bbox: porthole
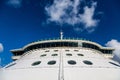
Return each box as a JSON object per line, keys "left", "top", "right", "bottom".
{"left": 48, "top": 60, "right": 56, "bottom": 65}
{"left": 40, "top": 54, "right": 47, "bottom": 57}
{"left": 109, "top": 62, "right": 120, "bottom": 67}
{"left": 66, "top": 53, "right": 72, "bottom": 56}
{"left": 68, "top": 60, "right": 76, "bottom": 65}
{"left": 52, "top": 54, "right": 58, "bottom": 56}
{"left": 32, "top": 61, "right": 41, "bottom": 66}
{"left": 83, "top": 60, "right": 93, "bottom": 65}
{"left": 77, "top": 54, "right": 84, "bottom": 56}
{"left": 5, "top": 63, "right": 16, "bottom": 68}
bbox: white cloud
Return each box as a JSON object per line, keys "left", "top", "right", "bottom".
{"left": 45, "top": 0, "right": 99, "bottom": 32}
{"left": 105, "top": 39, "right": 120, "bottom": 63}
{"left": 80, "top": 2, "right": 99, "bottom": 28}
{"left": 0, "top": 43, "right": 3, "bottom": 67}
{"left": 0, "top": 43, "right": 3, "bottom": 52}
{"left": 7, "top": 0, "right": 22, "bottom": 8}
{"left": 73, "top": 27, "right": 83, "bottom": 32}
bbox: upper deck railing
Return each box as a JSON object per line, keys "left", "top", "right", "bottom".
{"left": 30, "top": 37, "right": 92, "bottom": 44}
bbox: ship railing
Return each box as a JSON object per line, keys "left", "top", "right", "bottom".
{"left": 30, "top": 37, "right": 92, "bottom": 43}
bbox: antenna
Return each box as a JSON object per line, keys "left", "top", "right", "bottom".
{"left": 60, "top": 30, "right": 63, "bottom": 40}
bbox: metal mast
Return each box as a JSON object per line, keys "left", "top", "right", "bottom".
{"left": 60, "top": 30, "right": 63, "bottom": 40}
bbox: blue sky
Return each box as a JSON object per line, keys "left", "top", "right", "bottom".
{"left": 0, "top": 0, "right": 120, "bottom": 66}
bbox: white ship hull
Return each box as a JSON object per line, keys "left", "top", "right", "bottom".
{"left": 0, "top": 39, "right": 120, "bottom": 80}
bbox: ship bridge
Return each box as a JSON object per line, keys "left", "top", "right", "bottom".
{"left": 11, "top": 38, "right": 114, "bottom": 61}
{"left": 1, "top": 38, "right": 120, "bottom": 80}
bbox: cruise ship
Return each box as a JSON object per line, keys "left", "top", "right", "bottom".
{"left": 0, "top": 32, "right": 120, "bottom": 80}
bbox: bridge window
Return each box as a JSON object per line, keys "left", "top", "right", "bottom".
{"left": 82, "top": 43, "right": 99, "bottom": 51}
{"left": 54, "top": 50, "right": 58, "bottom": 52}
{"left": 101, "top": 50, "right": 113, "bottom": 54}
{"left": 45, "top": 50, "right": 49, "bottom": 52}
{"left": 66, "top": 53, "right": 72, "bottom": 56}
{"left": 65, "top": 50, "right": 70, "bottom": 51}
{"left": 51, "top": 54, "right": 58, "bottom": 56}
{"left": 24, "top": 42, "right": 78, "bottom": 52}
{"left": 40, "top": 54, "right": 47, "bottom": 57}
{"left": 77, "top": 54, "right": 84, "bottom": 56}
{"left": 74, "top": 50, "right": 79, "bottom": 52}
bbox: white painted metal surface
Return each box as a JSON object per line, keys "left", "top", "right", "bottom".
{"left": 0, "top": 39, "right": 120, "bottom": 80}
